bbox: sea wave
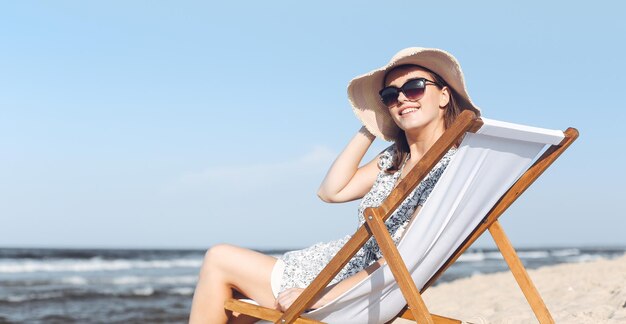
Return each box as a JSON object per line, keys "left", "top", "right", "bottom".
{"left": 4, "top": 291, "right": 65, "bottom": 303}
{"left": 566, "top": 254, "right": 604, "bottom": 263}
{"left": 0, "top": 275, "right": 199, "bottom": 290}
{"left": 0, "top": 257, "right": 202, "bottom": 273}
{"left": 457, "top": 252, "right": 486, "bottom": 262}
{"left": 454, "top": 248, "right": 589, "bottom": 263}
{"left": 517, "top": 251, "right": 551, "bottom": 259}
{"left": 111, "top": 275, "right": 197, "bottom": 286}
{"left": 0, "top": 285, "right": 190, "bottom": 303}
{"left": 169, "top": 287, "right": 195, "bottom": 295}
{"left": 457, "top": 251, "right": 504, "bottom": 262}
{"left": 132, "top": 287, "right": 155, "bottom": 296}
{"left": 550, "top": 248, "right": 580, "bottom": 257}
{"left": 60, "top": 276, "right": 89, "bottom": 285}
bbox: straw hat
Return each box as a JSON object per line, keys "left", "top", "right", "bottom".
{"left": 347, "top": 47, "right": 481, "bottom": 142}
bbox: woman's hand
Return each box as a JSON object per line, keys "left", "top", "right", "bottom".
{"left": 275, "top": 288, "right": 326, "bottom": 312}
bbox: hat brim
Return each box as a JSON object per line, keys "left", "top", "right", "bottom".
{"left": 348, "top": 47, "right": 480, "bottom": 142}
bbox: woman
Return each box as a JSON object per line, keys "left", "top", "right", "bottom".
{"left": 189, "top": 47, "right": 480, "bottom": 323}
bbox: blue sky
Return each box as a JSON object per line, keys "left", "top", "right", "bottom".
{"left": 1, "top": 1, "right": 624, "bottom": 250}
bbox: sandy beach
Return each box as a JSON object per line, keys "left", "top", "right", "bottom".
{"left": 418, "top": 254, "right": 626, "bottom": 323}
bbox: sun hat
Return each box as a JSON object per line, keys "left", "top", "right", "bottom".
{"left": 347, "top": 47, "right": 481, "bottom": 142}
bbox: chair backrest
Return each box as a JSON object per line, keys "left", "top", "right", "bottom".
{"left": 306, "top": 118, "right": 565, "bottom": 323}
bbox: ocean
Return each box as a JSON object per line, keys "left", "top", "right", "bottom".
{"left": 0, "top": 246, "right": 624, "bottom": 323}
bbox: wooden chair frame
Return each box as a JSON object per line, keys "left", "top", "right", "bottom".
{"left": 225, "top": 110, "right": 579, "bottom": 324}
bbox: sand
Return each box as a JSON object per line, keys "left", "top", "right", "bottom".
{"left": 415, "top": 254, "right": 626, "bottom": 323}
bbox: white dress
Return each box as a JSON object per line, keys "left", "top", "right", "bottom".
{"left": 274, "top": 145, "right": 456, "bottom": 296}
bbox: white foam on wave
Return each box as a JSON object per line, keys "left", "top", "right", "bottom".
{"left": 60, "top": 276, "right": 89, "bottom": 285}
{"left": 169, "top": 287, "right": 195, "bottom": 295}
{"left": 112, "top": 276, "right": 145, "bottom": 285}
{"left": 458, "top": 250, "right": 557, "bottom": 262}
{"left": 6, "top": 295, "right": 28, "bottom": 303}
{"left": 156, "top": 275, "right": 197, "bottom": 285}
{"left": 132, "top": 287, "right": 155, "bottom": 296}
{"left": 457, "top": 252, "right": 486, "bottom": 262}
{"left": 110, "top": 275, "right": 197, "bottom": 285}
{"left": 484, "top": 251, "right": 504, "bottom": 259}
{"left": 551, "top": 248, "right": 580, "bottom": 257}
{"left": 0, "top": 257, "right": 203, "bottom": 273}
{"left": 517, "top": 251, "right": 550, "bottom": 259}
{"left": 567, "top": 254, "right": 603, "bottom": 263}
{"left": 4, "top": 291, "right": 64, "bottom": 303}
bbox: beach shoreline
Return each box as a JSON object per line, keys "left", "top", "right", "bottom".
{"left": 420, "top": 254, "right": 626, "bottom": 323}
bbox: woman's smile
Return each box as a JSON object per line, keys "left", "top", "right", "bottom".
{"left": 399, "top": 106, "right": 420, "bottom": 116}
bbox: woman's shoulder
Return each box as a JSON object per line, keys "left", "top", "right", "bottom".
{"left": 377, "top": 144, "right": 398, "bottom": 171}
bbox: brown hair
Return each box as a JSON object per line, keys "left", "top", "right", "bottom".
{"left": 384, "top": 65, "right": 464, "bottom": 172}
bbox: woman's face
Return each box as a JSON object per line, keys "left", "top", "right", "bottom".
{"left": 383, "top": 66, "right": 449, "bottom": 134}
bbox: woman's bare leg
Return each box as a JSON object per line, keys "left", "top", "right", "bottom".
{"left": 189, "top": 244, "right": 277, "bottom": 324}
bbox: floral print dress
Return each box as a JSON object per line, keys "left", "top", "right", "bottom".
{"left": 277, "top": 145, "right": 456, "bottom": 294}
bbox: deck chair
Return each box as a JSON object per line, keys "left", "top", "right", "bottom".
{"left": 225, "top": 110, "right": 578, "bottom": 324}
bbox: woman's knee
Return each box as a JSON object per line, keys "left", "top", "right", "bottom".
{"left": 203, "top": 243, "right": 237, "bottom": 270}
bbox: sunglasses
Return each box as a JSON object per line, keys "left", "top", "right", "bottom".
{"left": 379, "top": 78, "right": 440, "bottom": 107}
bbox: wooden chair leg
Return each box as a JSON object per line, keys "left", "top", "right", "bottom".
{"left": 489, "top": 220, "right": 554, "bottom": 324}
{"left": 366, "top": 212, "right": 435, "bottom": 324}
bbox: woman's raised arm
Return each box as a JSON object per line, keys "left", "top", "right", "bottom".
{"left": 317, "top": 126, "right": 382, "bottom": 203}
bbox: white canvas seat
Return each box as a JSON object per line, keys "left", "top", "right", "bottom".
{"left": 306, "top": 118, "right": 564, "bottom": 323}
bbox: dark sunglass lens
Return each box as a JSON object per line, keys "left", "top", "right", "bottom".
{"left": 380, "top": 88, "right": 399, "bottom": 106}
{"left": 402, "top": 79, "right": 426, "bottom": 100}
